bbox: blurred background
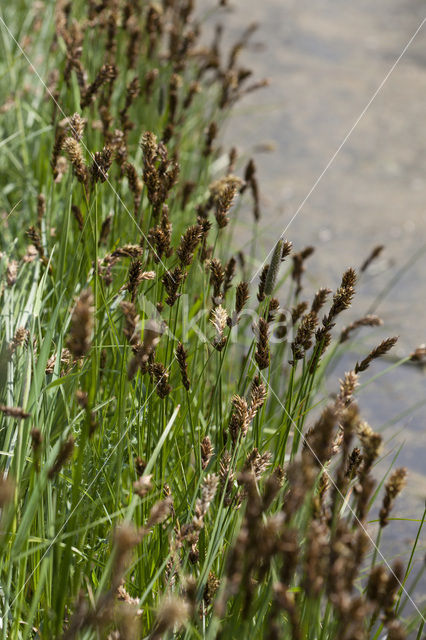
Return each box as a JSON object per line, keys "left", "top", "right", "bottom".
{"left": 208, "top": 0, "right": 426, "bottom": 604}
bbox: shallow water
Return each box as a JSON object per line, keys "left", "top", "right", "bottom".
{"left": 206, "top": 0, "right": 426, "bottom": 611}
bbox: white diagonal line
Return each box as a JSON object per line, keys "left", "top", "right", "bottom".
{"left": 257, "top": 366, "right": 425, "bottom": 624}
{"left": 2, "top": 5, "right": 423, "bottom": 629}
{"left": 0, "top": 13, "right": 172, "bottom": 277}
{"left": 251, "top": 17, "right": 426, "bottom": 283}
{"left": 0, "top": 11, "right": 180, "bottom": 610}
{"left": 7, "top": 361, "right": 176, "bottom": 610}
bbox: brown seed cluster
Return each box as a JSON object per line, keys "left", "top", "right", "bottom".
{"left": 176, "top": 342, "right": 190, "bottom": 391}
{"left": 354, "top": 336, "right": 399, "bottom": 373}
{"left": 340, "top": 314, "right": 383, "bottom": 343}
{"left": 5, "top": 3, "right": 414, "bottom": 637}
{"left": 66, "top": 288, "right": 94, "bottom": 359}
{"left": 0, "top": 404, "right": 30, "bottom": 419}
{"left": 62, "top": 136, "right": 88, "bottom": 187}
{"left": 228, "top": 378, "right": 267, "bottom": 446}
{"left": 254, "top": 318, "right": 270, "bottom": 370}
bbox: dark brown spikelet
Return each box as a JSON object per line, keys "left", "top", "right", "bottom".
{"left": 292, "top": 246, "right": 315, "bottom": 296}
{"left": 228, "top": 395, "right": 249, "bottom": 445}
{"left": 340, "top": 314, "right": 383, "bottom": 343}
{"left": 215, "top": 183, "right": 237, "bottom": 228}
{"left": 227, "top": 147, "right": 238, "bottom": 175}
{"left": 257, "top": 264, "right": 269, "bottom": 302}
{"left": 176, "top": 224, "right": 203, "bottom": 266}
{"left": 148, "top": 205, "right": 173, "bottom": 263}
{"left": 236, "top": 281, "right": 249, "bottom": 314}
{"left": 262, "top": 465, "right": 285, "bottom": 511}
{"left": 201, "top": 436, "right": 213, "bottom": 470}
{"left": 311, "top": 287, "right": 331, "bottom": 315}
{"left": 0, "top": 404, "right": 30, "bottom": 419}
{"left": 8, "top": 327, "right": 29, "bottom": 356}
{"left": 109, "top": 128, "right": 127, "bottom": 166}
{"left": 229, "top": 280, "right": 250, "bottom": 327}
{"left": 248, "top": 376, "right": 267, "bottom": 420}
{"left": 337, "top": 370, "right": 359, "bottom": 408}
{"left": 292, "top": 301, "right": 309, "bottom": 325}
{"left": 354, "top": 336, "right": 398, "bottom": 373}
{"left": 183, "top": 80, "right": 201, "bottom": 110}
{"left": 127, "top": 259, "right": 141, "bottom": 302}
{"left": 134, "top": 456, "right": 146, "bottom": 478}
{"left": 303, "top": 406, "right": 336, "bottom": 467}
{"left": 125, "top": 15, "right": 141, "bottom": 69}
{"left": 120, "top": 76, "right": 140, "bottom": 129}
{"left": 383, "top": 562, "right": 404, "bottom": 624}
{"left": 91, "top": 146, "right": 112, "bottom": 183}
{"left": 124, "top": 162, "right": 143, "bottom": 213}
{"left": 367, "top": 560, "right": 404, "bottom": 622}
{"left": 167, "top": 73, "right": 181, "bottom": 125}
{"left": 121, "top": 301, "right": 138, "bottom": 345}
{"left": 199, "top": 218, "right": 213, "bottom": 262}
{"left": 311, "top": 269, "right": 357, "bottom": 372}
{"left": 241, "top": 155, "right": 255, "bottom": 188}
{"left": 264, "top": 240, "right": 283, "bottom": 296}
{"left": 357, "top": 420, "right": 382, "bottom": 476}
{"left": 290, "top": 311, "right": 318, "bottom": 362}
{"left": 48, "top": 436, "right": 74, "bottom": 479}
{"left": 345, "top": 447, "right": 363, "bottom": 479}
{"left": 80, "top": 63, "right": 117, "bottom": 108}
{"left": 62, "top": 137, "right": 88, "bottom": 186}
{"left": 67, "top": 288, "right": 94, "bottom": 359}
{"left": 145, "top": 3, "right": 164, "bottom": 57}
{"left": 26, "top": 226, "right": 48, "bottom": 267}
{"left": 254, "top": 318, "right": 270, "bottom": 370}
{"left": 37, "top": 193, "right": 46, "bottom": 223}
{"left": 204, "top": 571, "right": 220, "bottom": 606}
{"left": 223, "top": 257, "right": 236, "bottom": 295}
{"left": 68, "top": 112, "right": 85, "bottom": 141}
{"left": 176, "top": 342, "right": 190, "bottom": 390}
{"left": 181, "top": 180, "right": 196, "bottom": 210}
{"left": 98, "top": 214, "right": 112, "bottom": 247}
{"left": 360, "top": 244, "right": 384, "bottom": 272}
{"left": 150, "top": 362, "right": 171, "bottom": 398}
{"left": 366, "top": 564, "right": 388, "bottom": 608}
{"left": 243, "top": 448, "right": 272, "bottom": 480}
{"left": 209, "top": 258, "right": 225, "bottom": 305}
{"left": 99, "top": 104, "right": 113, "bottom": 139}
{"left": 162, "top": 266, "right": 186, "bottom": 306}
{"left": 219, "top": 450, "right": 235, "bottom": 505}
{"left": 328, "top": 275, "right": 356, "bottom": 319}
{"left": 281, "top": 239, "right": 293, "bottom": 261}
{"left": 31, "top": 429, "right": 43, "bottom": 471}
{"left": 237, "top": 251, "right": 246, "bottom": 273}
{"left": 51, "top": 127, "right": 66, "bottom": 179}
{"left": 143, "top": 68, "right": 159, "bottom": 101}
{"left": 267, "top": 297, "right": 280, "bottom": 323}
{"left": 111, "top": 244, "right": 144, "bottom": 259}
{"left": 379, "top": 467, "right": 407, "bottom": 527}
{"left": 128, "top": 319, "right": 164, "bottom": 379}
{"left": 141, "top": 132, "right": 179, "bottom": 214}
{"left": 203, "top": 121, "right": 218, "bottom": 157}
{"left": 242, "top": 158, "right": 261, "bottom": 221}
{"left": 340, "top": 267, "right": 357, "bottom": 290}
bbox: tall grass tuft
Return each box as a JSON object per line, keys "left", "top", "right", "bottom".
{"left": 0, "top": 1, "right": 424, "bottom": 639}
